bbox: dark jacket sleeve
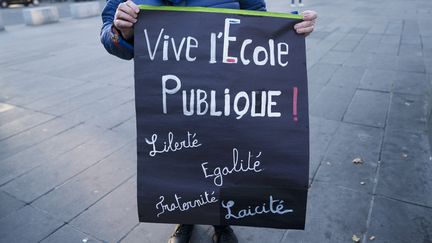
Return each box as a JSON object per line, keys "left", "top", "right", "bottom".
{"left": 239, "top": 0, "right": 266, "bottom": 11}
{"left": 100, "top": 0, "right": 134, "bottom": 60}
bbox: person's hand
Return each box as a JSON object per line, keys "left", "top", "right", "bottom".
{"left": 294, "top": 10, "right": 317, "bottom": 37}
{"left": 113, "top": 0, "right": 140, "bottom": 41}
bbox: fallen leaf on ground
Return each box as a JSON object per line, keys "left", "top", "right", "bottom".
{"left": 353, "top": 157, "right": 363, "bottom": 164}
{"left": 352, "top": 234, "right": 361, "bottom": 242}
{"left": 369, "top": 235, "right": 376, "bottom": 240}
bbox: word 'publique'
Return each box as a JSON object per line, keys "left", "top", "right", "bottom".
{"left": 142, "top": 18, "right": 296, "bottom": 120}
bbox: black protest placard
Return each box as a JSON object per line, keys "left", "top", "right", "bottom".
{"left": 134, "top": 5, "right": 309, "bottom": 229}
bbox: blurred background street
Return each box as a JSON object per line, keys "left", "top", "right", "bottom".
{"left": 1, "top": 0, "right": 104, "bottom": 25}
{"left": 0, "top": 0, "right": 431, "bottom": 242}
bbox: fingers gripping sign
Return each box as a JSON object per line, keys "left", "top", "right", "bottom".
{"left": 294, "top": 10, "right": 317, "bottom": 36}
{"left": 114, "top": 0, "right": 140, "bottom": 40}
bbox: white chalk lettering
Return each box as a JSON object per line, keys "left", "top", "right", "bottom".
{"left": 211, "top": 18, "right": 290, "bottom": 67}
{"left": 201, "top": 148, "right": 263, "bottom": 186}
{"left": 161, "top": 75, "right": 282, "bottom": 119}
{"left": 277, "top": 43, "right": 289, "bottom": 67}
{"left": 161, "top": 74, "right": 181, "bottom": 114}
{"left": 144, "top": 28, "right": 164, "bottom": 60}
{"left": 223, "top": 18, "right": 240, "bottom": 64}
{"left": 156, "top": 191, "right": 218, "bottom": 217}
{"left": 145, "top": 131, "right": 202, "bottom": 157}
{"left": 186, "top": 36, "right": 198, "bottom": 61}
{"left": 144, "top": 20, "right": 290, "bottom": 67}
{"left": 143, "top": 28, "right": 198, "bottom": 62}
{"left": 267, "top": 91, "right": 282, "bottom": 117}
{"left": 221, "top": 195, "right": 293, "bottom": 220}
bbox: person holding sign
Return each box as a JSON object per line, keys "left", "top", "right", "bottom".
{"left": 100, "top": 1, "right": 317, "bottom": 243}
{"left": 101, "top": 0, "right": 317, "bottom": 60}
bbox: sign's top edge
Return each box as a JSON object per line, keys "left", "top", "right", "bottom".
{"left": 138, "top": 5, "right": 303, "bottom": 19}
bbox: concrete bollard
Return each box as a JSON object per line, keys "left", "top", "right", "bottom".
{"left": 22, "top": 6, "right": 59, "bottom": 26}
{"left": 0, "top": 13, "right": 4, "bottom": 31}
{"left": 70, "top": 1, "right": 100, "bottom": 19}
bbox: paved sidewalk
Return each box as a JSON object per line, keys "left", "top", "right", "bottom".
{"left": 1, "top": 0, "right": 431, "bottom": 242}
{"left": 0, "top": 0, "right": 106, "bottom": 26}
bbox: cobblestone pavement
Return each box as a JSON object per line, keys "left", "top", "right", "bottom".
{"left": 0, "top": 0, "right": 431, "bottom": 242}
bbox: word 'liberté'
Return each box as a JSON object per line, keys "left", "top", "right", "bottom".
{"left": 162, "top": 74, "right": 282, "bottom": 119}
{"left": 143, "top": 18, "right": 289, "bottom": 67}
{"left": 145, "top": 131, "right": 201, "bottom": 157}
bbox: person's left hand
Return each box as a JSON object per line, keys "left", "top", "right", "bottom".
{"left": 294, "top": 10, "right": 317, "bottom": 36}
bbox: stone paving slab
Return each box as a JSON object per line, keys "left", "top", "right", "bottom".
{"left": 41, "top": 224, "right": 102, "bottom": 243}
{"left": 0, "top": 191, "right": 25, "bottom": 219}
{"left": 88, "top": 100, "right": 135, "bottom": 129}
{"left": 369, "top": 54, "right": 399, "bottom": 71}
{"left": 343, "top": 89, "right": 390, "bottom": 128}
{"left": 308, "top": 63, "right": 339, "bottom": 85}
{"left": 61, "top": 88, "right": 133, "bottom": 124}
{"left": 398, "top": 56, "right": 426, "bottom": 73}
{"left": 2, "top": 72, "right": 86, "bottom": 106}
{"left": 24, "top": 81, "right": 102, "bottom": 111}
{"left": 0, "top": 205, "right": 64, "bottom": 243}
{"left": 0, "top": 121, "right": 104, "bottom": 185}
{"left": 281, "top": 181, "right": 372, "bottom": 242}
{"left": 319, "top": 50, "right": 351, "bottom": 65}
{"left": 399, "top": 43, "right": 423, "bottom": 57}
{"left": 309, "top": 85, "right": 356, "bottom": 121}
{"left": 353, "top": 34, "right": 382, "bottom": 54}
{"left": 0, "top": 103, "right": 36, "bottom": 125}
{"left": 394, "top": 71, "right": 430, "bottom": 97}
{"left": 309, "top": 116, "right": 340, "bottom": 180}
{"left": 377, "top": 156, "right": 432, "bottom": 207}
{"left": 0, "top": 118, "right": 81, "bottom": 161}
{"left": 343, "top": 52, "right": 372, "bottom": 68}
{"left": 377, "top": 129, "right": 432, "bottom": 207}
{"left": 387, "top": 93, "right": 430, "bottom": 132}
{"left": 0, "top": 111, "right": 55, "bottom": 141}
{"left": 315, "top": 122, "right": 383, "bottom": 194}
{"left": 111, "top": 116, "right": 137, "bottom": 137}
{"left": 366, "top": 196, "right": 432, "bottom": 243}
{"left": 381, "top": 128, "right": 431, "bottom": 163}
{"left": 121, "top": 223, "right": 176, "bottom": 243}
{"left": 78, "top": 68, "right": 134, "bottom": 87}
{"left": 358, "top": 69, "right": 395, "bottom": 92}
{"left": 235, "top": 226, "right": 285, "bottom": 243}
{"left": 1, "top": 128, "right": 126, "bottom": 203}
{"left": 70, "top": 176, "right": 137, "bottom": 242}
{"left": 32, "top": 140, "right": 135, "bottom": 222}
{"left": 42, "top": 84, "right": 127, "bottom": 116}
{"left": 307, "top": 83, "right": 324, "bottom": 103}
{"left": 425, "top": 59, "right": 432, "bottom": 74}
{"left": 332, "top": 39, "right": 359, "bottom": 52}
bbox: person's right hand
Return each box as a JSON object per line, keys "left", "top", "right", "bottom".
{"left": 113, "top": 0, "right": 140, "bottom": 41}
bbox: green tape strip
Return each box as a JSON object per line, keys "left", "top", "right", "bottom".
{"left": 138, "top": 5, "right": 303, "bottom": 19}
